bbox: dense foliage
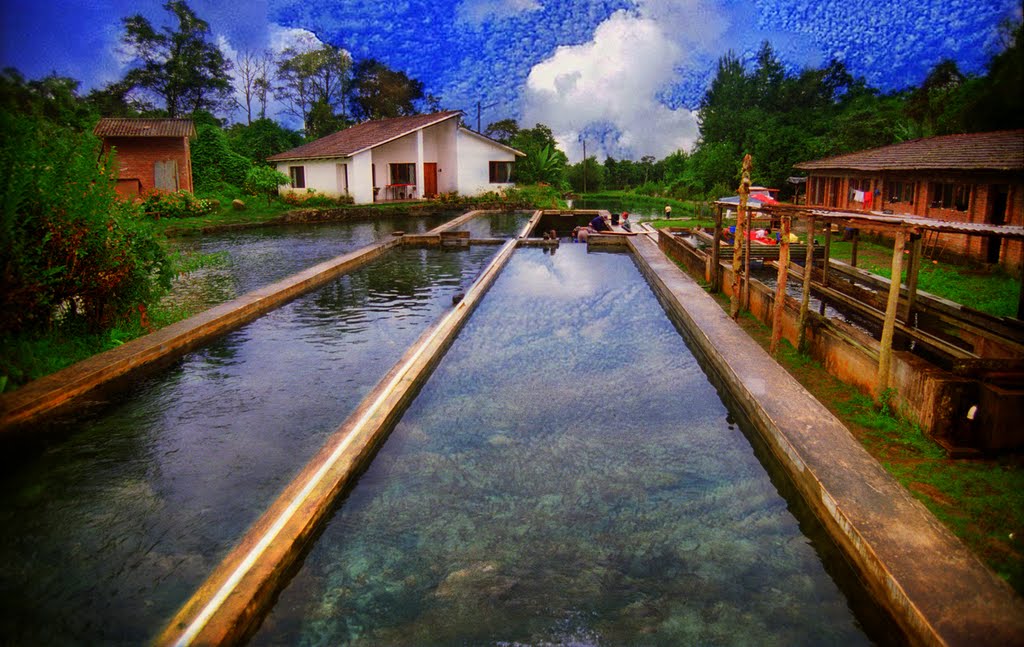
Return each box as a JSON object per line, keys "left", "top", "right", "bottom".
{"left": 0, "top": 111, "right": 171, "bottom": 334}
{"left": 191, "top": 123, "right": 254, "bottom": 191}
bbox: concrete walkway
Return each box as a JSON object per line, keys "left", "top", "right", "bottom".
{"left": 628, "top": 231, "right": 1024, "bottom": 646}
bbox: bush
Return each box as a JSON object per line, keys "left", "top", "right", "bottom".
{"left": 0, "top": 110, "right": 172, "bottom": 334}
{"left": 243, "top": 165, "right": 290, "bottom": 204}
{"left": 140, "top": 190, "right": 216, "bottom": 219}
{"left": 191, "top": 123, "right": 253, "bottom": 191}
{"left": 280, "top": 189, "right": 353, "bottom": 208}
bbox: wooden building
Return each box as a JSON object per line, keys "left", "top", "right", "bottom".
{"left": 794, "top": 130, "right": 1024, "bottom": 272}
{"left": 93, "top": 118, "right": 197, "bottom": 196}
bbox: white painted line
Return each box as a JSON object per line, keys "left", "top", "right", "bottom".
{"left": 173, "top": 237, "right": 517, "bottom": 646}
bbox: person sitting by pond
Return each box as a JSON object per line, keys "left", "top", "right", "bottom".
{"left": 589, "top": 214, "right": 612, "bottom": 233}
{"left": 575, "top": 226, "right": 590, "bottom": 243}
{"left": 621, "top": 212, "right": 632, "bottom": 232}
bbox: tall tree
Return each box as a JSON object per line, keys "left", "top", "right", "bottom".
{"left": 484, "top": 118, "right": 519, "bottom": 144}
{"left": 120, "top": 0, "right": 233, "bottom": 117}
{"left": 276, "top": 43, "right": 352, "bottom": 134}
{"left": 349, "top": 59, "right": 424, "bottom": 121}
{"left": 235, "top": 49, "right": 273, "bottom": 125}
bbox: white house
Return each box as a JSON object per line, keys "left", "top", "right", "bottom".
{"left": 266, "top": 111, "right": 524, "bottom": 205}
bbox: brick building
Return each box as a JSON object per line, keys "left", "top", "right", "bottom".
{"left": 794, "top": 130, "right": 1024, "bottom": 271}
{"left": 93, "top": 118, "right": 197, "bottom": 196}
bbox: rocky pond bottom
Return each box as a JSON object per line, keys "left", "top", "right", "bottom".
{"left": 251, "top": 245, "right": 891, "bottom": 646}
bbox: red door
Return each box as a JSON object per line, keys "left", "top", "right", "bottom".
{"left": 424, "top": 163, "right": 438, "bottom": 198}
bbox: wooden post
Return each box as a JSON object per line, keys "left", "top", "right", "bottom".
{"left": 819, "top": 220, "right": 831, "bottom": 315}
{"left": 712, "top": 204, "right": 722, "bottom": 292}
{"left": 770, "top": 216, "right": 792, "bottom": 356}
{"left": 730, "top": 154, "right": 752, "bottom": 319}
{"left": 877, "top": 228, "right": 907, "bottom": 400}
{"left": 798, "top": 217, "right": 815, "bottom": 352}
{"left": 743, "top": 207, "right": 752, "bottom": 309}
{"left": 903, "top": 233, "right": 922, "bottom": 323}
{"left": 851, "top": 228, "right": 859, "bottom": 267}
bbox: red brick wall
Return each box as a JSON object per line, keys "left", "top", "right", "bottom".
{"left": 102, "top": 136, "right": 193, "bottom": 194}
{"left": 805, "top": 170, "right": 1023, "bottom": 273}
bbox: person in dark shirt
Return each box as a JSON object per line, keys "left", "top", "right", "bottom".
{"left": 589, "top": 214, "right": 611, "bottom": 232}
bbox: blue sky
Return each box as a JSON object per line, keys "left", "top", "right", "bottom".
{"left": 1, "top": 0, "right": 1020, "bottom": 160}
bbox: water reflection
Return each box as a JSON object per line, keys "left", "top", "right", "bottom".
{"left": 166, "top": 214, "right": 456, "bottom": 310}
{"left": 0, "top": 245, "right": 499, "bottom": 645}
{"left": 252, "top": 246, "right": 873, "bottom": 646}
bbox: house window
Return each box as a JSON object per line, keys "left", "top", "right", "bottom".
{"left": 489, "top": 161, "right": 513, "bottom": 183}
{"left": 887, "top": 180, "right": 915, "bottom": 204}
{"left": 289, "top": 166, "right": 305, "bottom": 189}
{"left": 930, "top": 182, "right": 970, "bottom": 211}
{"left": 389, "top": 163, "right": 415, "bottom": 185}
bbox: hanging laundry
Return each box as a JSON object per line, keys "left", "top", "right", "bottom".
{"left": 864, "top": 191, "right": 873, "bottom": 209}
{"left": 854, "top": 190, "right": 865, "bottom": 202}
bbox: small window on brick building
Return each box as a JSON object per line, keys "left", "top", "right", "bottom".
{"left": 887, "top": 180, "right": 915, "bottom": 204}
{"left": 930, "top": 182, "right": 970, "bottom": 211}
{"left": 289, "top": 166, "right": 305, "bottom": 189}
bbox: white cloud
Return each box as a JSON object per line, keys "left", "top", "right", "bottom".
{"left": 457, "top": 0, "right": 542, "bottom": 26}
{"left": 267, "top": 24, "right": 326, "bottom": 54}
{"left": 522, "top": 7, "right": 706, "bottom": 160}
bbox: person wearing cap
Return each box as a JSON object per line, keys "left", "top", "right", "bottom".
{"left": 664, "top": 205, "right": 672, "bottom": 217}
{"left": 621, "top": 212, "right": 632, "bottom": 232}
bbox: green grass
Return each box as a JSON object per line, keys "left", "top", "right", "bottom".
{"left": 828, "top": 238, "right": 1020, "bottom": 318}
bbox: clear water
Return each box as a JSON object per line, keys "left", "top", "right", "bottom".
{"left": 0, "top": 246, "right": 499, "bottom": 645}
{"left": 251, "top": 245, "right": 877, "bottom": 646}
{"left": 166, "top": 214, "right": 455, "bottom": 310}
{"left": 449, "top": 210, "right": 534, "bottom": 238}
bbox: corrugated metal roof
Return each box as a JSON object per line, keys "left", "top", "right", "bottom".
{"left": 93, "top": 118, "right": 196, "bottom": 138}
{"left": 794, "top": 130, "right": 1024, "bottom": 172}
{"left": 766, "top": 205, "right": 1024, "bottom": 240}
{"left": 267, "top": 111, "right": 464, "bottom": 161}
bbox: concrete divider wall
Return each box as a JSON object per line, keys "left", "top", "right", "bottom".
{"left": 634, "top": 232, "right": 1024, "bottom": 646}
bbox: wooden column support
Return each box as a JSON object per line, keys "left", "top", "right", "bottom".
{"left": 770, "top": 216, "right": 791, "bottom": 356}
{"left": 798, "top": 217, "right": 815, "bottom": 352}
{"left": 876, "top": 228, "right": 906, "bottom": 400}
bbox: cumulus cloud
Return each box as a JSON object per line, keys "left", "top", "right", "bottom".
{"left": 456, "top": 0, "right": 542, "bottom": 26}
{"left": 522, "top": 8, "right": 704, "bottom": 160}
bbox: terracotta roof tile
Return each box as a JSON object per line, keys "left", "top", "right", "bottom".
{"left": 93, "top": 118, "right": 196, "bottom": 138}
{"left": 794, "top": 130, "right": 1024, "bottom": 172}
{"left": 267, "top": 111, "right": 463, "bottom": 161}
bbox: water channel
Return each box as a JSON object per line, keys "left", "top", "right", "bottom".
{"left": 0, "top": 245, "right": 501, "bottom": 644}
{"left": 251, "top": 244, "right": 891, "bottom": 645}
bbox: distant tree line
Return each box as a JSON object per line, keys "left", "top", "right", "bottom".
{"left": 487, "top": 20, "right": 1022, "bottom": 200}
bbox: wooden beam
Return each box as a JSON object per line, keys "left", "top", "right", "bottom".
{"left": 744, "top": 207, "right": 752, "bottom": 309}
{"left": 851, "top": 228, "right": 859, "bottom": 267}
{"left": 819, "top": 221, "right": 831, "bottom": 315}
{"left": 903, "top": 234, "right": 923, "bottom": 323}
{"left": 712, "top": 203, "right": 722, "bottom": 292}
{"left": 799, "top": 217, "right": 815, "bottom": 352}
{"left": 771, "top": 216, "right": 792, "bottom": 356}
{"left": 877, "top": 228, "right": 907, "bottom": 400}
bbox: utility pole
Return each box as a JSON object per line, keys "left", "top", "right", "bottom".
{"left": 476, "top": 100, "right": 497, "bottom": 132}
{"left": 582, "top": 138, "right": 587, "bottom": 195}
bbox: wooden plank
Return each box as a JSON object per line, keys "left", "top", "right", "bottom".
{"left": 799, "top": 217, "right": 815, "bottom": 352}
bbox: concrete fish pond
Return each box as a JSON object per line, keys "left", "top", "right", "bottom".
{"left": 1, "top": 211, "right": 1021, "bottom": 646}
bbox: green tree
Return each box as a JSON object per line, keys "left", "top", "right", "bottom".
{"left": 226, "top": 118, "right": 303, "bottom": 165}
{"left": 567, "top": 156, "right": 605, "bottom": 192}
{"left": 243, "top": 165, "right": 291, "bottom": 204}
{"left": 508, "top": 124, "right": 568, "bottom": 186}
{"left": 120, "top": 0, "right": 233, "bottom": 117}
{"left": 484, "top": 118, "right": 520, "bottom": 144}
{"left": 276, "top": 43, "right": 352, "bottom": 134}
{"left": 0, "top": 68, "right": 96, "bottom": 129}
{"left": 349, "top": 59, "right": 424, "bottom": 121}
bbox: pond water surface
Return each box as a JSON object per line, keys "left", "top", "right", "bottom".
{"left": 251, "top": 244, "right": 888, "bottom": 646}
{"left": 0, "top": 245, "right": 500, "bottom": 645}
